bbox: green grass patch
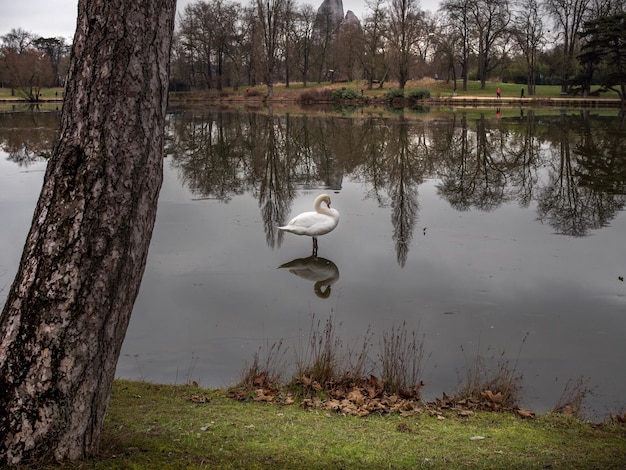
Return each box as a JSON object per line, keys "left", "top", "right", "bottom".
{"left": 0, "top": 87, "right": 64, "bottom": 100}
{"left": 29, "top": 380, "right": 626, "bottom": 469}
{"left": 444, "top": 81, "right": 620, "bottom": 99}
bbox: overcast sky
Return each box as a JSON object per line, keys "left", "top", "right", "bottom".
{"left": 1, "top": 0, "right": 442, "bottom": 41}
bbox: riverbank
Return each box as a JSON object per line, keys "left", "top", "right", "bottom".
{"left": 166, "top": 79, "right": 623, "bottom": 108}
{"left": 432, "top": 95, "right": 623, "bottom": 108}
{"left": 166, "top": 87, "right": 623, "bottom": 108}
{"left": 39, "top": 380, "right": 626, "bottom": 469}
{"left": 3, "top": 81, "right": 623, "bottom": 109}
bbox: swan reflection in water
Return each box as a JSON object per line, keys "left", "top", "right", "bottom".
{"left": 278, "top": 256, "right": 340, "bottom": 298}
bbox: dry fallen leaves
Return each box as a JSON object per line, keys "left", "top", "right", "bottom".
{"left": 516, "top": 408, "right": 535, "bottom": 419}
{"left": 298, "top": 374, "right": 424, "bottom": 417}
{"left": 226, "top": 374, "right": 536, "bottom": 420}
{"left": 190, "top": 395, "right": 211, "bottom": 403}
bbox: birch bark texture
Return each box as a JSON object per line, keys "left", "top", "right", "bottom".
{"left": 0, "top": 0, "right": 176, "bottom": 464}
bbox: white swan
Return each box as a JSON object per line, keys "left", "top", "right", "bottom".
{"left": 278, "top": 194, "right": 339, "bottom": 256}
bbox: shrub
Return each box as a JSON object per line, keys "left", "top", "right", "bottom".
{"left": 407, "top": 88, "right": 431, "bottom": 101}
{"left": 385, "top": 88, "right": 405, "bottom": 102}
{"left": 455, "top": 334, "right": 528, "bottom": 409}
{"left": 331, "top": 87, "right": 359, "bottom": 101}
{"left": 299, "top": 88, "right": 333, "bottom": 103}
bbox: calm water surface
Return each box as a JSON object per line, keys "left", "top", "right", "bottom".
{"left": 1, "top": 108, "right": 625, "bottom": 419}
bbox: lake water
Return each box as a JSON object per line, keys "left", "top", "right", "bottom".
{"left": 1, "top": 107, "right": 625, "bottom": 420}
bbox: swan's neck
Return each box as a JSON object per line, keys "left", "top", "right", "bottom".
{"left": 314, "top": 195, "right": 331, "bottom": 215}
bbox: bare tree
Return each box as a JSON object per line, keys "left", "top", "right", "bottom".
{"left": 440, "top": 0, "right": 473, "bottom": 91}
{"left": 0, "top": 47, "right": 54, "bottom": 100}
{"left": 545, "top": 0, "right": 591, "bottom": 93}
{"left": 469, "top": 0, "right": 511, "bottom": 89}
{"left": 335, "top": 12, "right": 364, "bottom": 81}
{"left": 212, "top": 0, "right": 241, "bottom": 90}
{"left": 292, "top": 4, "right": 317, "bottom": 85}
{"left": 363, "top": 0, "right": 389, "bottom": 89}
{"left": 312, "top": 0, "right": 344, "bottom": 82}
{"left": 1, "top": 28, "right": 33, "bottom": 53}
{"left": 413, "top": 12, "right": 439, "bottom": 77}
{"left": 512, "top": 0, "right": 545, "bottom": 95}
{"left": 0, "top": 0, "right": 176, "bottom": 464}
{"left": 256, "top": 0, "right": 288, "bottom": 96}
{"left": 0, "top": 28, "right": 45, "bottom": 98}
{"left": 178, "top": 2, "right": 216, "bottom": 89}
{"left": 433, "top": 19, "right": 461, "bottom": 87}
{"left": 387, "top": 0, "right": 424, "bottom": 89}
{"left": 224, "top": 5, "right": 252, "bottom": 91}
{"left": 282, "top": 0, "right": 297, "bottom": 87}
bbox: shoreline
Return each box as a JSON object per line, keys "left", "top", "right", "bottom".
{"left": 432, "top": 95, "right": 623, "bottom": 108}
{"left": 2, "top": 95, "right": 623, "bottom": 108}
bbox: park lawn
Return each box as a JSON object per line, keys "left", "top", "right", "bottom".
{"left": 3, "top": 82, "right": 620, "bottom": 102}
{"left": 0, "top": 87, "right": 64, "bottom": 100}
{"left": 31, "top": 380, "right": 626, "bottom": 470}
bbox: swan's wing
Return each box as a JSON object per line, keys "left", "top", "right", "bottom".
{"left": 286, "top": 210, "right": 317, "bottom": 227}
{"left": 278, "top": 209, "right": 338, "bottom": 236}
{"left": 278, "top": 211, "right": 321, "bottom": 234}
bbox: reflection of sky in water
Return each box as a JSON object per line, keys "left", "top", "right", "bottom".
{"left": 1, "top": 137, "right": 625, "bottom": 420}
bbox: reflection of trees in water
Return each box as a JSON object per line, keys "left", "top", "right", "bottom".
{"left": 435, "top": 113, "right": 526, "bottom": 212}
{"left": 164, "top": 109, "right": 626, "bottom": 246}
{"left": 504, "top": 111, "right": 541, "bottom": 207}
{"left": 252, "top": 112, "right": 292, "bottom": 249}
{"left": 435, "top": 113, "right": 477, "bottom": 211}
{"left": 0, "top": 111, "right": 58, "bottom": 165}
{"left": 167, "top": 111, "right": 246, "bottom": 202}
{"left": 575, "top": 112, "right": 626, "bottom": 196}
{"left": 6, "top": 108, "right": 624, "bottom": 253}
{"left": 537, "top": 113, "right": 626, "bottom": 236}
{"left": 432, "top": 111, "right": 626, "bottom": 237}
{"left": 387, "top": 119, "right": 423, "bottom": 267}
{"left": 166, "top": 111, "right": 357, "bottom": 249}
{"left": 351, "top": 117, "right": 427, "bottom": 266}
{"left": 353, "top": 116, "right": 392, "bottom": 206}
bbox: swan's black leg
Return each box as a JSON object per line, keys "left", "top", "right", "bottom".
{"left": 312, "top": 237, "right": 318, "bottom": 257}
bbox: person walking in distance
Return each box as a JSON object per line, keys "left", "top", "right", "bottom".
{"left": 497, "top": 88, "right": 501, "bottom": 99}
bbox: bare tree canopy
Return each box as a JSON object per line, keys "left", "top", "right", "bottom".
{"left": 0, "top": 0, "right": 176, "bottom": 464}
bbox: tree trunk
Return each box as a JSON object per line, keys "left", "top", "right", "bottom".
{"left": 0, "top": 0, "right": 176, "bottom": 464}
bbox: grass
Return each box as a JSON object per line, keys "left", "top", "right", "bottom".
{"left": 379, "top": 321, "right": 427, "bottom": 395}
{"left": 455, "top": 334, "right": 528, "bottom": 410}
{"left": 446, "top": 81, "right": 560, "bottom": 98}
{"left": 35, "top": 317, "right": 608, "bottom": 469}
{"left": 1, "top": 296, "right": 620, "bottom": 470}
{"left": 26, "top": 379, "right": 626, "bottom": 469}
{"left": 0, "top": 87, "right": 64, "bottom": 100}
{"left": 218, "top": 79, "right": 621, "bottom": 100}
{"left": 229, "top": 318, "right": 605, "bottom": 422}
{"left": 450, "top": 81, "right": 622, "bottom": 99}
{"left": 295, "top": 316, "right": 343, "bottom": 387}
{"left": 3, "top": 80, "right": 620, "bottom": 110}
